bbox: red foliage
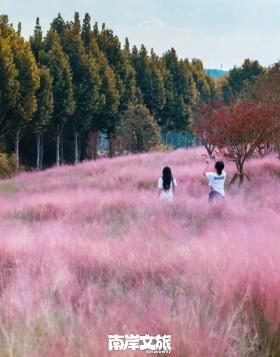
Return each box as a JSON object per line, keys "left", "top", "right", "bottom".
{"left": 208, "top": 100, "right": 280, "bottom": 183}
{"left": 193, "top": 99, "right": 223, "bottom": 155}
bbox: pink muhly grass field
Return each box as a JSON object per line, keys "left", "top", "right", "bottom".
{"left": 0, "top": 148, "right": 280, "bottom": 356}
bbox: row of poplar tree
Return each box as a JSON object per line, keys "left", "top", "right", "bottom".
{"left": 0, "top": 12, "right": 216, "bottom": 169}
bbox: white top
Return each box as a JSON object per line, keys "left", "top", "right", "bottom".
{"left": 158, "top": 177, "right": 177, "bottom": 201}
{"left": 205, "top": 171, "right": 226, "bottom": 196}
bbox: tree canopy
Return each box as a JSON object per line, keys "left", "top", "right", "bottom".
{"left": 1, "top": 12, "right": 272, "bottom": 171}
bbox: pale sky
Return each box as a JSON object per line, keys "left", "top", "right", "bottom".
{"left": 1, "top": 0, "right": 280, "bottom": 70}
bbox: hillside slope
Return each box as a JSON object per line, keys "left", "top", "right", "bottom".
{"left": 0, "top": 148, "right": 280, "bottom": 356}
{"left": 205, "top": 68, "right": 228, "bottom": 79}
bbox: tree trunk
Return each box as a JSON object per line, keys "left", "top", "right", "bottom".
{"left": 56, "top": 133, "right": 60, "bottom": 167}
{"left": 276, "top": 144, "right": 280, "bottom": 159}
{"left": 108, "top": 132, "right": 115, "bottom": 158}
{"left": 92, "top": 131, "right": 99, "bottom": 160}
{"left": 15, "top": 130, "right": 21, "bottom": 173}
{"left": 239, "top": 172, "right": 244, "bottom": 186}
{"left": 0, "top": 111, "right": 7, "bottom": 130}
{"left": 36, "top": 133, "right": 41, "bottom": 170}
{"left": 78, "top": 134, "right": 82, "bottom": 162}
{"left": 60, "top": 132, "right": 64, "bottom": 165}
{"left": 238, "top": 163, "right": 244, "bottom": 186}
{"left": 40, "top": 136, "right": 44, "bottom": 170}
{"left": 74, "top": 132, "right": 79, "bottom": 165}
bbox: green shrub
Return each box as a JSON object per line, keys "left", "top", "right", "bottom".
{"left": 117, "top": 105, "right": 161, "bottom": 153}
{"left": 0, "top": 153, "right": 17, "bottom": 179}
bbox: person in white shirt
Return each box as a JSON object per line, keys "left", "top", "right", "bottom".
{"left": 203, "top": 156, "right": 226, "bottom": 202}
{"left": 158, "top": 166, "right": 177, "bottom": 202}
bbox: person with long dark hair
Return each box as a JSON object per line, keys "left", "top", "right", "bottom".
{"left": 158, "top": 166, "right": 177, "bottom": 202}
{"left": 203, "top": 155, "right": 226, "bottom": 202}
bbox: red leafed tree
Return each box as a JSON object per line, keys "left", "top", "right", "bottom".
{"left": 193, "top": 99, "right": 223, "bottom": 155}
{"left": 250, "top": 62, "right": 280, "bottom": 158}
{"left": 209, "top": 100, "right": 280, "bottom": 185}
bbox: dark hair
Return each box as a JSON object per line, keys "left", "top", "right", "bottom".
{"left": 215, "top": 161, "right": 225, "bottom": 175}
{"left": 162, "top": 166, "right": 174, "bottom": 191}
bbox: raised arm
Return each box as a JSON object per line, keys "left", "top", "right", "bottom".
{"left": 203, "top": 160, "right": 210, "bottom": 176}
{"left": 157, "top": 178, "right": 162, "bottom": 197}
{"left": 202, "top": 155, "right": 210, "bottom": 177}
{"left": 172, "top": 178, "right": 177, "bottom": 194}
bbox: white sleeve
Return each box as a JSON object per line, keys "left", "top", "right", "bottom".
{"left": 205, "top": 172, "right": 213, "bottom": 180}
{"left": 158, "top": 177, "right": 163, "bottom": 189}
{"left": 173, "top": 178, "right": 177, "bottom": 187}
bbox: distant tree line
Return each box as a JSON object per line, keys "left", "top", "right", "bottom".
{"left": 0, "top": 12, "right": 217, "bottom": 170}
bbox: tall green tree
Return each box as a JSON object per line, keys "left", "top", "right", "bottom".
{"left": 1, "top": 17, "right": 40, "bottom": 171}
{"left": 50, "top": 13, "right": 67, "bottom": 40}
{"left": 63, "top": 13, "right": 101, "bottom": 164}
{"left": 11, "top": 42, "right": 39, "bottom": 171}
{"left": 82, "top": 14, "right": 120, "bottom": 158}
{"left": 97, "top": 25, "right": 137, "bottom": 155}
{"left": 191, "top": 59, "right": 216, "bottom": 101}
{"left": 131, "top": 45, "right": 166, "bottom": 123}
{"left": 160, "top": 48, "right": 197, "bottom": 132}
{"left": 221, "top": 59, "right": 265, "bottom": 102}
{"left": 0, "top": 35, "right": 19, "bottom": 135}
{"left": 40, "top": 30, "right": 75, "bottom": 166}
{"left": 29, "top": 17, "right": 43, "bottom": 62}
{"left": 31, "top": 66, "right": 53, "bottom": 169}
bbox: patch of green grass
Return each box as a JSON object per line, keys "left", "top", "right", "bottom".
{"left": 250, "top": 298, "right": 280, "bottom": 357}
{"left": 137, "top": 179, "right": 154, "bottom": 190}
{"left": 13, "top": 204, "right": 63, "bottom": 222}
{"left": 0, "top": 182, "right": 21, "bottom": 195}
{"left": 103, "top": 206, "right": 129, "bottom": 237}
